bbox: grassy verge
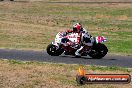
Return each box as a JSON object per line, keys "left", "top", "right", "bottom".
{"left": 0, "top": 1, "right": 131, "bottom": 55}
{"left": 0, "top": 59, "right": 131, "bottom": 88}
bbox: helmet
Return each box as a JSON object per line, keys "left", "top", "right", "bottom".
{"left": 73, "top": 23, "right": 82, "bottom": 32}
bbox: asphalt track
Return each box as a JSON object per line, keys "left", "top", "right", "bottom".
{"left": 0, "top": 49, "right": 132, "bottom": 68}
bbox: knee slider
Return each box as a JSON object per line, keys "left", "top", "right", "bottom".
{"left": 83, "top": 37, "right": 91, "bottom": 43}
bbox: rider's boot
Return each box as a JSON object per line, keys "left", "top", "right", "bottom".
{"left": 75, "top": 45, "right": 91, "bottom": 57}
{"left": 75, "top": 46, "right": 84, "bottom": 57}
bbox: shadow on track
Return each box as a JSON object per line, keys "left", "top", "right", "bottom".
{"left": 60, "top": 55, "right": 117, "bottom": 60}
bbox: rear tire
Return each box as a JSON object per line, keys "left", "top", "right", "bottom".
{"left": 46, "top": 44, "right": 64, "bottom": 56}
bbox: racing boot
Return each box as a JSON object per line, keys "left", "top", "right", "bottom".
{"left": 75, "top": 45, "right": 91, "bottom": 57}
{"left": 75, "top": 46, "right": 84, "bottom": 57}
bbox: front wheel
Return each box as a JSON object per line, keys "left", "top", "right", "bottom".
{"left": 89, "top": 43, "right": 108, "bottom": 59}
{"left": 46, "top": 44, "right": 64, "bottom": 56}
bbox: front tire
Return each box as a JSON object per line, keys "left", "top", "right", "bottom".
{"left": 89, "top": 43, "right": 108, "bottom": 59}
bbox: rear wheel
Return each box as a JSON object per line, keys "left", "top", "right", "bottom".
{"left": 89, "top": 43, "right": 108, "bottom": 59}
{"left": 46, "top": 44, "right": 64, "bottom": 56}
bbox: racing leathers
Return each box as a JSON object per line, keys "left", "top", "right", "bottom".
{"left": 61, "top": 28, "right": 93, "bottom": 57}
{"left": 75, "top": 28, "right": 93, "bottom": 57}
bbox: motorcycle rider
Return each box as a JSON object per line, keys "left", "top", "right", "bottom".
{"left": 61, "top": 23, "right": 82, "bottom": 46}
{"left": 73, "top": 23, "right": 93, "bottom": 57}
{"left": 61, "top": 23, "right": 93, "bottom": 57}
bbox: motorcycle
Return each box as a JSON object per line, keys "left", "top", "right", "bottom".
{"left": 46, "top": 32, "right": 108, "bottom": 59}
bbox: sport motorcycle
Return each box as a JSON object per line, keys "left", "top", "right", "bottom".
{"left": 47, "top": 32, "right": 108, "bottom": 59}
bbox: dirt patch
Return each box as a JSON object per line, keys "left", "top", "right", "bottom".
{"left": 116, "top": 15, "right": 128, "bottom": 21}
{"left": 0, "top": 60, "right": 132, "bottom": 88}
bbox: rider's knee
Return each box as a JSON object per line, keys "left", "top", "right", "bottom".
{"left": 83, "top": 37, "right": 91, "bottom": 43}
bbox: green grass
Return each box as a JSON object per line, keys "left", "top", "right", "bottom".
{"left": 8, "top": 59, "right": 130, "bottom": 71}
{"left": 0, "top": 1, "right": 131, "bottom": 55}
{"left": 0, "top": 59, "right": 131, "bottom": 88}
